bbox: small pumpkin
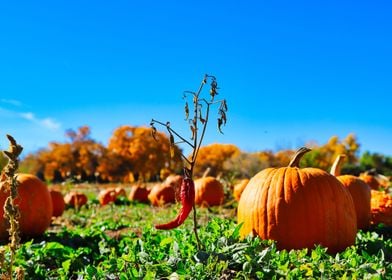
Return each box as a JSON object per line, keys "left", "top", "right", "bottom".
{"left": 330, "top": 154, "right": 371, "bottom": 230}
{"left": 128, "top": 184, "right": 151, "bottom": 203}
{"left": 359, "top": 173, "right": 380, "bottom": 190}
{"left": 233, "top": 178, "right": 250, "bottom": 201}
{"left": 370, "top": 190, "right": 392, "bottom": 226}
{"left": 194, "top": 176, "right": 225, "bottom": 207}
{"left": 237, "top": 147, "right": 357, "bottom": 254}
{"left": 98, "top": 188, "right": 117, "bottom": 206}
{"left": 163, "top": 175, "right": 183, "bottom": 201}
{"left": 114, "top": 187, "right": 127, "bottom": 198}
{"left": 148, "top": 183, "right": 176, "bottom": 206}
{"left": 0, "top": 173, "right": 53, "bottom": 239}
{"left": 360, "top": 171, "right": 390, "bottom": 191}
{"left": 64, "top": 191, "right": 88, "bottom": 208}
{"left": 50, "top": 189, "right": 66, "bottom": 217}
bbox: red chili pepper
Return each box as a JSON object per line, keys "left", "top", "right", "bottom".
{"left": 155, "top": 177, "right": 195, "bottom": 230}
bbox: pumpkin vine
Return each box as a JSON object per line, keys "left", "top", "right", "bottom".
{"left": 150, "top": 74, "right": 228, "bottom": 250}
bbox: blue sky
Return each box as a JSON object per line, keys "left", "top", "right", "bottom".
{"left": 0, "top": 1, "right": 391, "bottom": 157}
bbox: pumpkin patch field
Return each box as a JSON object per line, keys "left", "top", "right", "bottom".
{"left": 0, "top": 180, "right": 391, "bottom": 279}
{"left": 1, "top": 77, "right": 392, "bottom": 279}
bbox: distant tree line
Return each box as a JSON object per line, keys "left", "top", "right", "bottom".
{"left": 1, "top": 128, "right": 391, "bottom": 183}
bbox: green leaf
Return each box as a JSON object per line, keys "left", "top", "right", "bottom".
{"left": 62, "top": 259, "right": 71, "bottom": 272}
{"left": 160, "top": 237, "right": 174, "bottom": 247}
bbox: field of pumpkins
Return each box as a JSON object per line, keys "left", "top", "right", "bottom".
{"left": 1, "top": 77, "right": 391, "bottom": 279}
{"left": 1, "top": 144, "right": 391, "bottom": 278}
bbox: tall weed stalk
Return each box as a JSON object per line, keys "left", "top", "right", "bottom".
{"left": 0, "top": 135, "right": 24, "bottom": 280}
{"left": 151, "top": 74, "right": 228, "bottom": 249}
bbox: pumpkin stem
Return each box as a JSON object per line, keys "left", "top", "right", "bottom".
{"left": 330, "top": 154, "right": 347, "bottom": 176}
{"left": 288, "top": 147, "right": 312, "bottom": 168}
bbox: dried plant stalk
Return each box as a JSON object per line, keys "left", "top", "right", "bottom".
{"left": 151, "top": 74, "right": 228, "bottom": 250}
{"left": 1, "top": 135, "right": 23, "bottom": 279}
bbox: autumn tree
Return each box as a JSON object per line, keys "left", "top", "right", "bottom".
{"left": 273, "top": 149, "right": 296, "bottom": 167}
{"left": 20, "top": 144, "right": 71, "bottom": 181}
{"left": 64, "top": 126, "right": 107, "bottom": 179}
{"left": 96, "top": 149, "right": 131, "bottom": 182}
{"left": 107, "top": 125, "right": 183, "bottom": 181}
{"left": 43, "top": 142, "right": 73, "bottom": 181}
{"left": 301, "top": 133, "right": 360, "bottom": 170}
{"left": 193, "top": 143, "right": 240, "bottom": 177}
{"left": 20, "top": 126, "right": 107, "bottom": 182}
{"left": 223, "top": 151, "right": 264, "bottom": 179}
{"left": 222, "top": 149, "right": 296, "bottom": 179}
{"left": 256, "top": 150, "right": 277, "bottom": 167}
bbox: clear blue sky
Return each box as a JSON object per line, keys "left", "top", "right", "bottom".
{"left": 1, "top": 1, "right": 391, "bottom": 157}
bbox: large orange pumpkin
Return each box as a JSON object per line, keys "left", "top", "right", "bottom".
{"left": 64, "top": 191, "right": 88, "bottom": 208}
{"left": 237, "top": 147, "right": 357, "bottom": 254}
{"left": 50, "top": 189, "right": 66, "bottom": 217}
{"left": 330, "top": 154, "right": 371, "bottom": 230}
{"left": 194, "top": 176, "right": 225, "bottom": 207}
{"left": 0, "top": 173, "right": 53, "bottom": 239}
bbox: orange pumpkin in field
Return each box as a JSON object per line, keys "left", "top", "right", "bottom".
{"left": 330, "top": 154, "right": 371, "bottom": 230}
{"left": 359, "top": 173, "right": 380, "bottom": 190}
{"left": 115, "top": 187, "right": 127, "bottom": 198}
{"left": 194, "top": 176, "right": 225, "bottom": 207}
{"left": 238, "top": 147, "right": 357, "bottom": 254}
{"left": 64, "top": 191, "right": 88, "bottom": 208}
{"left": 50, "top": 189, "right": 66, "bottom": 217}
{"left": 164, "top": 175, "right": 183, "bottom": 187}
{"left": 98, "top": 187, "right": 127, "bottom": 206}
{"left": 163, "top": 175, "right": 183, "bottom": 201}
{"left": 98, "top": 188, "right": 117, "bottom": 205}
{"left": 0, "top": 173, "right": 53, "bottom": 239}
{"left": 233, "top": 179, "right": 249, "bottom": 201}
{"left": 370, "top": 190, "right": 392, "bottom": 226}
{"left": 128, "top": 184, "right": 151, "bottom": 203}
{"left": 148, "top": 183, "right": 176, "bottom": 206}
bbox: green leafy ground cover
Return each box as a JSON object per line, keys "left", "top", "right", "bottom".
{"left": 1, "top": 194, "right": 391, "bottom": 279}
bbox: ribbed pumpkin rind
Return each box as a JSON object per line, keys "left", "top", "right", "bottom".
{"left": 238, "top": 167, "right": 357, "bottom": 254}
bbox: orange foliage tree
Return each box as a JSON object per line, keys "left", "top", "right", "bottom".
{"left": 217, "top": 135, "right": 359, "bottom": 179}
{"left": 21, "top": 126, "right": 107, "bottom": 182}
{"left": 95, "top": 149, "right": 131, "bottom": 182}
{"left": 193, "top": 143, "right": 240, "bottom": 177}
{"left": 301, "top": 133, "right": 360, "bottom": 170}
{"left": 223, "top": 149, "right": 295, "bottom": 179}
{"left": 107, "top": 125, "right": 183, "bottom": 182}
{"left": 273, "top": 149, "right": 296, "bottom": 167}
{"left": 223, "top": 151, "right": 265, "bottom": 179}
